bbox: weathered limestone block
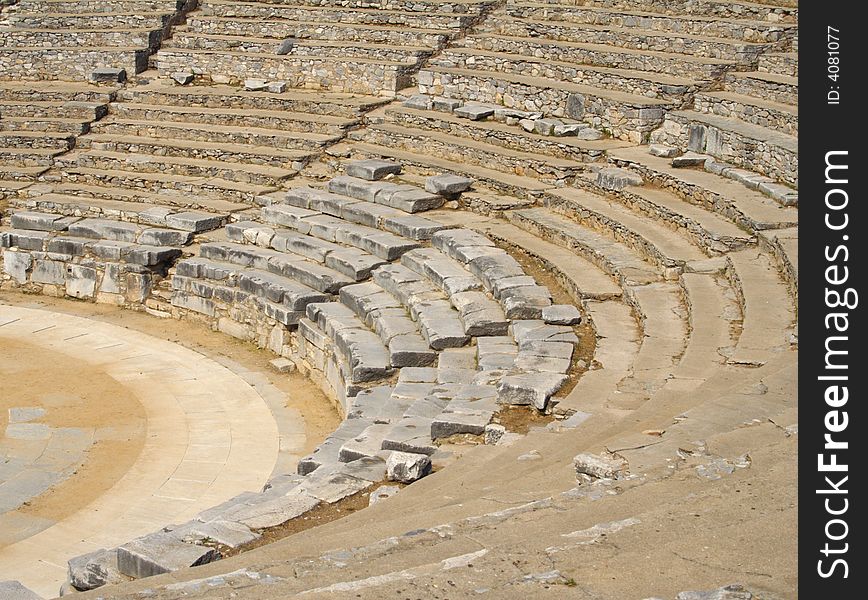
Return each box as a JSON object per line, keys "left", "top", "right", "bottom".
{"left": 222, "top": 493, "right": 319, "bottom": 529}
{"left": 497, "top": 372, "right": 568, "bottom": 410}
{"left": 345, "top": 159, "right": 402, "bottom": 181}
{"left": 171, "top": 72, "right": 194, "bottom": 85}
{"left": 672, "top": 152, "right": 710, "bottom": 167}
{"left": 403, "top": 94, "right": 433, "bottom": 110}
{"left": 386, "top": 450, "right": 431, "bottom": 483}
{"left": 596, "top": 167, "right": 643, "bottom": 191}
{"left": 0, "top": 581, "right": 42, "bottom": 600}
{"left": 90, "top": 68, "right": 126, "bottom": 83}
{"left": 425, "top": 174, "right": 474, "bottom": 196}
{"left": 65, "top": 265, "right": 98, "bottom": 299}
{"left": 542, "top": 304, "right": 582, "bottom": 325}
{"left": 454, "top": 104, "right": 494, "bottom": 120}
{"left": 573, "top": 452, "right": 628, "bottom": 481}
{"left": 3, "top": 251, "right": 31, "bottom": 284}
{"left": 68, "top": 549, "right": 125, "bottom": 591}
{"left": 177, "top": 521, "right": 260, "bottom": 549}
{"left": 381, "top": 416, "right": 437, "bottom": 455}
{"left": 117, "top": 534, "right": 220, "bottom": 578}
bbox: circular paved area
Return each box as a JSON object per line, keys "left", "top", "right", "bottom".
{"left": 0, "top": 305, "right": 286, "bottom": 596}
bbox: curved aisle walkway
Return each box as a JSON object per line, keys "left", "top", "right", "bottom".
{"left": 0, "top": 305, "right": 285, "bottom": 597}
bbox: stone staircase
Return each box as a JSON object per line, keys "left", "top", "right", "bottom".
{"left": 15, "top": 78, "right": 387, "bottom": 211}
{"left": 153, "top": 0, "right": 496, "bottom": 95}
{"left": 0, "top": 0, "right": 195, "bottom": 81}
{"left": 0, "top": 82, "right": 117, "bottom": 196}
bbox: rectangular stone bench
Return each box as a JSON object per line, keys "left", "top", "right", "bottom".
{"left": 199, "top": 241, "right": 353, "bottom": 294}
{"left": 226, "top": 220, "right": 386, "bottom": 281}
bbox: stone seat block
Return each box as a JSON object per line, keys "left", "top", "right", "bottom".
{"left": 499, "top": 284, "right": 554, "bottom": 320}
{"left": 344, "top": 158, "right": 402, "bottom": 180}
{"left": 511, "top": 320, "right": 579, "bottom": 349}
{"left": 496, "top": 372, "right": 569, "bottom": 411}
{"left": 328, "top": 175, "right": 444, "bottom": 213}
{"left": 450, "top": 290, "right": 509, "bottom": 337}
{"left": 338, "top": 423, "right": 393, "bottom": 462}
{"left": 10, "top": 211, "right": 79, "bottom": 232}
{"left": 164, "top": 211, "right": 226, "bottom": 233}
{"left": 415, "top": 299, "right": 471, "bottom": 350}
{"left": 116, "top": 533, "right": 219, "bottom": 579}
{"left": 381, "top": 416, "right": 437, "bottom": 456}
{"left": 68, "top": 218, "right": 193, "bottom": 246}
{"left": 400, "top": 248, "right": 482, "bottom": 295}
{"left": 217, "top": 492, "right": 320, "bottom": 530}
{"left": 297, "top": 418, "right": 374, "bottom": 475}
{"left": 1, "top": 228, "right": 181, "bottom": 267}
{"left": 346, "top": 385, "right": 405, "bottom": 423}
{"left": 236, "top": 269, "right": 329, "bottom": 311}
{"left": 431, "top": 227, "right": 495, "bottom": 258}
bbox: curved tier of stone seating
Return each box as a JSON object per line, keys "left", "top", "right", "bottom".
{"left": 0, "top": 0, "right": 800, "bottom": 596}
{"left": 0, "top": 209, "right": 219, "bottom": 305}
{"left": 54, "top": 160, "right": 582, "bottom": 589}
{"left": 0, "top": 0, "right": 193, "bottom": 81}
{"left": 153, "top": 0, "right": 494, "bottom": 95}
{"left": 0, "top": 82, "right": 116, "bottom": 194}
{"left": 24, "top": 80, "right": 387, "bottom": 209}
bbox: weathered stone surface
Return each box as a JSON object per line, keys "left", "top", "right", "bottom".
{"left": 267, "top": 81, "right": 287, "bottom": 93}
{"left": 0, "top": 581, "right": 42, "bottom": 600}
{"left": 454, "top": 104, "right": 494, "bottom": 121}
{"left": 164, "top": 211, "right": 224, "bottom": 233}
{"left": 403, "top": 94, "right": 433, "bottom": 110}
{"left": 244, "top": 78, "right": 268, "bottom": 91}
{"left": 534, "top": 118, "right": 562, "bottom": 136}
{"left": 431, "top": 405, "right": 493, "bottom": 438}
{"left": 11, "top": 212, "right": 78, "bottom": 232}
{"left": 573, "top": 452, "right": 629, "bottom": 481}
{"left": 381, "top": 416, "right": 437, "bottom": 455}
{"left": 345, "top": 159, "right": 402, "bottom": 181}
{"left": 553, "top": 123, "right": 586, "bottom": 137}
{"left": 542, "top": 304, "right": 582, "bottom": 325}
{"left": 596, "top": 167, "right": 643, "bottom": 191}
{"left": 432, "top": 96, "right": 462, "bottom": 112}
{"left": 389, "top": 334, "right": 438, "bottom": 367}
{"left": 177, "top": 521, "right": 259, "bottom": 549}
{"left": 117, "top": 534, "right": 220, "bottom": 578}
{"left": 68, "top": 548, "right": 124, "bottom": 591}
{"left": 369, "top": 485, "right": 401, "bottom": 505}
{"left": 497, "top": 372, "right": 568, "bottom": 410}
{"left": 296, "top": 472, "right": 371, "bottom": 504}
{"left": 171, "top": 72, "right": 194, "bottom": 85}
{"left": 386, "top": 450, "right": 431, "bottom": 483}
{"left": 90, "top": 68, "right": 126, "bottom": 83}
{"left": 500, "top": 284, "right": 552, "bottom": 320}
{"left": 275, "top": 38, "right": 296, "bottom": 55}
{"left": 65, "top": 265, "right": 98, "bottom": 299}
{"left": 672, "top": 152, "right": 710, "bottom": 167}
{"left": 223, "top": 492, "right": 319, "bottom": 529}
{"left": 649, "top": 144, "right": 679, "bottom": 158}
{"left": 425, "top": 174, "right": 474, "bottom": 196}
{"left": 566, "top": 93, "right": 585, "bottom": 119}
{"left": 2, "top": 251, "right": 31, "bottom": 284}
{"left": 676, "top": 584, "right": 753, "bottom": 600}
{"left": 576, "top": 128, "right": 604, "bottom": 140}
{"left": 339, "top": 423, "right": 393, "bottom": 462}
{"left": 484, "top": 424, "right": 507, "bottom": 445}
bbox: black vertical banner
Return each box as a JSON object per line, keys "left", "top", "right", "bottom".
{"left": 800, "top": 2, "right": 863, "bottom": 596}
